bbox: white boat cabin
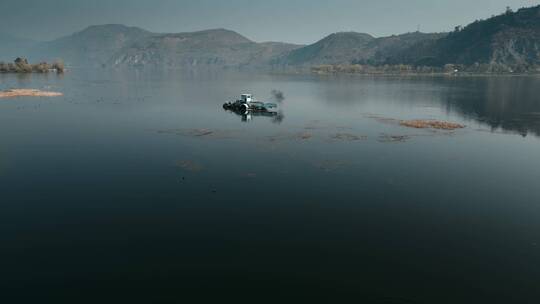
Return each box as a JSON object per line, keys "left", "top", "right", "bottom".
{"left": 240, "top": 94, "right": 253, "bottom": 103}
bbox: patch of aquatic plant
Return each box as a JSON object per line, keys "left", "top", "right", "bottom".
{"left": 330, "top": 133, "right": 368, "bottom": 141}
{"left": 400, "top": 120, "right": 465, "bottom": 130}
{"left": 174, "top": 160, "right": 204, "bottom": 172}
{"left": 378, "top": 134, "right": 412, "bottom": 143}
{"left": 0, "top": 89, "right": 63, "bottom": 98}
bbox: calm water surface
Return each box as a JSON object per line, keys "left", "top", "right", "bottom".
{"left": 1, "top": 70, "right": 540, "bottom": 303}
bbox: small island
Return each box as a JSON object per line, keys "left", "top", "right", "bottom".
{"left": 0, "top": 89, "right": 63, "bottom": 98}
{"left": 0, "top": 57, "right": 64, "bottom": 74}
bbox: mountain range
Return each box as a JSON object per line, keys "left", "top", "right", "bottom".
{"left": 34, "top": 24, "right": 153, "bottom": 67}
{"left": 388, "top": 5, "right": 540, "bottom": 70}
{"left": 272, "top": 31, "right": 446, "bottom": 66}
{"left": 2, "top": 5, "right": 539, "bottom": 71}
{"left": 109, "top": 28, "right": 301, "bottom": 69}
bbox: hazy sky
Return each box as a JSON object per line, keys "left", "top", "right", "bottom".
{"left": 1, "top": 0, "right": 538, "bottom": 44}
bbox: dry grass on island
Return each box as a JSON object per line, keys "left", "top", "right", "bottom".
{"left": 365, "top": 114, "right": 466, "bottom": 131}
{"left": 0, "top": 89, "right": 63, "bottom": 98}
{"left": 400, "top": 120, "right": 465, "bottom": 130}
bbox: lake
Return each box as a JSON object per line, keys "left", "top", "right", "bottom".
{"left": 1, "top": 70, "right": 540, "bottom": 303}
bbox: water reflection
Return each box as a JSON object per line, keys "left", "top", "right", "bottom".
{"left": 443, "top": 77, "right": 540, "bottom": 137}
{"left": 2, "top": 70, "right": 540, "bottom": 304}
{"left": 312, "top": 75, "right": 540, "bottom": 137}
{"left": 223, "top": 107, "right": 285, "bottom": 124}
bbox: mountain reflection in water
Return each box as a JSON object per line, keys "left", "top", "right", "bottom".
{"left": 442, "top": 76, "right": 540, "bottom": 137}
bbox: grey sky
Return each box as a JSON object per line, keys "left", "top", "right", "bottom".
{"left": 1, "top": 0, "right": 538, "bottom": 44}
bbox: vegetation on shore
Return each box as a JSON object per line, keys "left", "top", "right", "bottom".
{"left": 311, "top": 62, "right": 540, "bottom": 75}
{"left": 0, "top": 57, "right": 64, "bottom": 74}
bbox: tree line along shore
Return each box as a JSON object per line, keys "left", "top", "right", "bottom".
{"left": 311, "top": 63, "right": 540, "bottom": 76}
{"left": 0, "top": 57, "right": 64, "bottom": 74}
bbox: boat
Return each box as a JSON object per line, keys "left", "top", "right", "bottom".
{"left": 223, "top": 93, "right": 278, "bottom": 114}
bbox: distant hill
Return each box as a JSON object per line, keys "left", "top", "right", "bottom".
{"left": 274, "top": 31, "right": 445, "bottom": 66}
{"left": 275, "top": 32, "right": 375, "bottom": 66}
{"left": 363, "top": 32, "right": 447, "bottom": 64}
{"left": 34, "top": 24, "right": 152, "bottom": 66}
{"left": 388, "top": 5, "right": 540, "bottom": 70}
{"left": 7, "top": 26, "right": 301, "bottom": 69}
{"left": 0, "top": 33, "right": 37, "bottom": 62}
{"left": 243, "top": 41, "right": 304, "bottom": 68}
{"left": 3, "top": 5, "right": 540, "bottom": 71}
{"left": 110, "top": 29, "right": 301, "bottom": 69}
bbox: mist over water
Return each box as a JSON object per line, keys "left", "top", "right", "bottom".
{"left": 1, "top": 70, "right": 540, "bottom": 303}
